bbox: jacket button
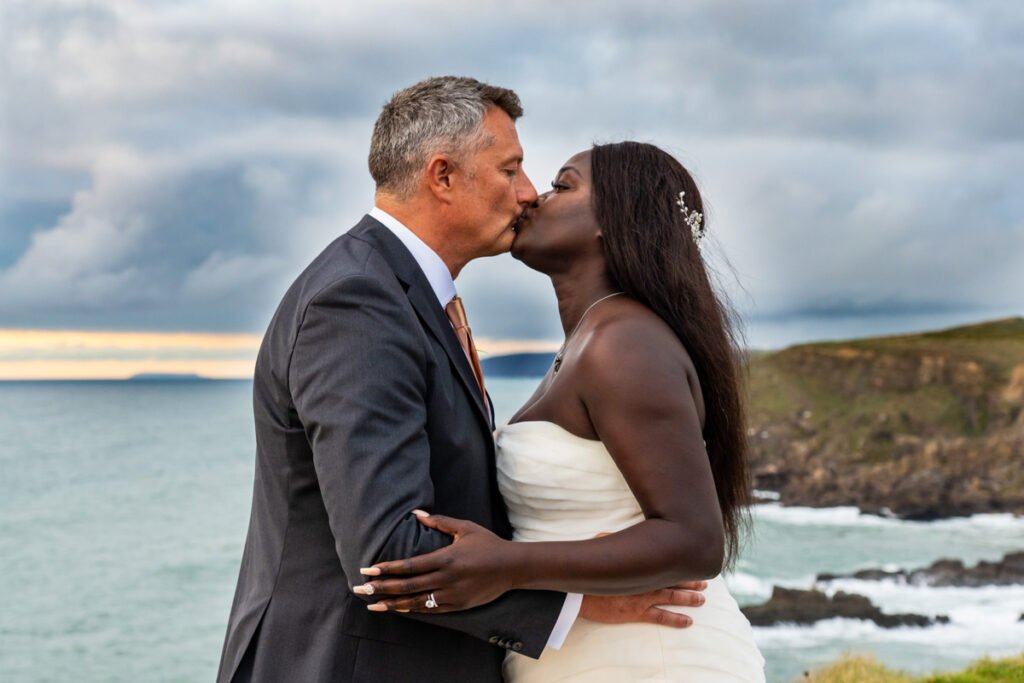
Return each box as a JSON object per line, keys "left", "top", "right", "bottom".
{"left": 488, "top": 636, "right": 499, "bottom": 645}
{"left": 512, "top": 641, "right": 523, "bottom": 652}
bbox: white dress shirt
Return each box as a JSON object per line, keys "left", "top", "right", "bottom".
{"left": 369, "top": 207, "right": 582, "bottom": 650}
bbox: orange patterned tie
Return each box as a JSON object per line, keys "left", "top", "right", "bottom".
{"left": 445, "top": 295, "right": 487, "bottom": 401}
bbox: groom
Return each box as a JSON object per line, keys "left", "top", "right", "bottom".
{"left": 217, "top": 76, "right": 702, "bottom": 683}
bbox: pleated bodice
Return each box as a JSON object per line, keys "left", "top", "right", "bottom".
{"left": 495, "top": 421, "right": 765, "bottom": 683}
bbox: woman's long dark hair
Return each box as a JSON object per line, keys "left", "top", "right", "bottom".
{"left": 590, "top": 141, "right": 751, "bottom": 569}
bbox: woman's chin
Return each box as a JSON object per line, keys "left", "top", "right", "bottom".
{"left": 509, "top": 236, "right": 533, "bottom": 263}
{"left": 509, "top": 236, "right": 531, "bottom": 262}
{"left": 509, "top": 241, "right": 548, "bottom": 273}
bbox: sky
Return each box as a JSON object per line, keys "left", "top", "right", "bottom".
{"left": 2, "top": 0, "right": 1022, "bottom": 378}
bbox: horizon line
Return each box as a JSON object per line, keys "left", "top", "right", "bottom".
{"left": 0, "top": 329, "right": 562, "bottom": 381}
{"left": 2, "top": 313, "right": 1018, "bottom": 380}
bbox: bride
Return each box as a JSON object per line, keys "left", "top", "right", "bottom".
{"left": 360, "top": 141, "right": 765, "bottom": 681}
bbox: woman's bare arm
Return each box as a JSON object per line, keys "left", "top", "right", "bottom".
{"left": 358, "top": 311, "right": 725, "bottom": 609}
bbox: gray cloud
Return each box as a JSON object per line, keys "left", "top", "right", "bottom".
{"left": 0, "top": 119, "right": 373, "bottom": 330}
{"left": 1, "top": 0, "right": 1022, "bottom": 346}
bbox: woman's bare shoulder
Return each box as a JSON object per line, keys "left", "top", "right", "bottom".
{"left": 580, "top": 298, "right": 698, "bottom": 379}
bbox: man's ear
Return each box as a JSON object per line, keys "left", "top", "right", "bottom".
{"left": 425, "top": 154, "right": 455, "bottom": 203}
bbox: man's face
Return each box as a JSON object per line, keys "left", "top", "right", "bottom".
{"left": 449, "top": 107, "right": 538, "bottom": 259}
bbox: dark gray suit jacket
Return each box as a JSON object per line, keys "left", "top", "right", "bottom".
{"left": 217, "top": 216, "right": 565, "bottom": 683}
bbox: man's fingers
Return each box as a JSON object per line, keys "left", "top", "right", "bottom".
{"left": 669, "top": 580, "right": 708, "bottom": 592}
{"left": 657, "top": 588, "right": 706, "bottom": 608}
{"left": 643, "top": 606, "right": 693, "bottom": 629}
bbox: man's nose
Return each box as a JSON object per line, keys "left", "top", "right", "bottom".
{"left": 517, "top": 169, "right": 538, "bottom": 206}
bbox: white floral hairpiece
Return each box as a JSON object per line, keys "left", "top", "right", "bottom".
{"left": 676, "top": 190, "right": 704, "bottom": 248}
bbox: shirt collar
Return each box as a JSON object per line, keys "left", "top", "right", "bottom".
{"left": 369, "top": 206, "right": 457, "bottom": 308}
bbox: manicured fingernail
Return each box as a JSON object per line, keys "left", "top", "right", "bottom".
{"left": 412, "top": 509, "right": 429, "bottom": 517}
{"left": 360, "top": 567, "right": 381, "bottom": 576}
{"left": 367, "top": 603, "right": 388, "bottom": 612}
{"left": 353, "top": 583, "right": 375, "bottom": 596}
{"left": 396, "top": 609, "right": 410, "bottom": 613}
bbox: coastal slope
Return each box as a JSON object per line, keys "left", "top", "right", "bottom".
{"left": 746, "top": 317, "right": 1024, "bottom": 519}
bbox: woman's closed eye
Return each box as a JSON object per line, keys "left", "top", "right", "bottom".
{"left": 550, "top": 181, "right": 570, "bottom": 192}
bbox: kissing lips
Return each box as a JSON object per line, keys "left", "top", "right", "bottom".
{"left": 512, "top": 209, "right": 531, "bottom": 234}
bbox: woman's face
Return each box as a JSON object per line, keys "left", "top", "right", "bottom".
{"left": 510, "top": 150, "right": 602, "bottom": 272}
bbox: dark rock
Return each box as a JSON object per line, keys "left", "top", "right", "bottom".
{"left": 741, "top": 587, "right": 946, "bottom": 628}
{"left": 816, "top": 551, "right": 1024, "bottom": 587}
{"left": 898, "top": 506, "right": 966, "bottom": 522}
{"left": 753, "top": 464, "right": 788, "bottom": 493}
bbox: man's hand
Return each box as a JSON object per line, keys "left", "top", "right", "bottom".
{"left": 579, "top": 581, "right": 708, "bottom": 628}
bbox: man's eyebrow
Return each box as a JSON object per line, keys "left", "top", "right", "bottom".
{"left": 500, "top": 154, "right": 524, "bottom": 165}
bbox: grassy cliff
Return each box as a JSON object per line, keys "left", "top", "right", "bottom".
{"left": 746, "top": 317, "right": 1024, "bottom": 518}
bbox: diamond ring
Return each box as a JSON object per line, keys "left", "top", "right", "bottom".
{"left": 425, "top": 593, "right": 438, "bottom": 609}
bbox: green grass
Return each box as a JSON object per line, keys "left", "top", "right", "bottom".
{"left": 920, "top": 317, "right": 1024, "bottom": 342}
{"left": 802, "top": 654, "right": 1024, "bottom": 683}
{"left": 746, "top": 316, "right": 1024, "bottom": 442}
{"left": 922, "top": 655, "right": 1024, "bottom": 683}
{"left": 801, "top": 654, "right": 914, "bottom": 682}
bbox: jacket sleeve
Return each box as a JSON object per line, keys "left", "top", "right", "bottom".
{"left": 288, "top": 274, "right": 565, "bottom": 658}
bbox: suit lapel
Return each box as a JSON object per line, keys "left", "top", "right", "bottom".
{"left": 350, "top": 217, "right": 492, "bottom": 432}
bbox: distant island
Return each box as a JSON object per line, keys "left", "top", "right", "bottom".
{"left": 480, "top": 352, "right": 555, "bottom": 377}
{"left": 129, "top": 373, "right": 211, "bottom": 381}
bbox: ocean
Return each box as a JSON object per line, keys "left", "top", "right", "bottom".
{"left": 1, "top": 378, "right": 1022, "bottom": 682}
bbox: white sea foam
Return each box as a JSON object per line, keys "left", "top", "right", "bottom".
{"left": 752, "top": 616, "right": 1024, "bottom": 660}
{"left": 728, "top": 570, "right": 1024, "bottom": 616}
{"left": 753, "top": 504, "right": 901, "bottom": 527}
{"left": 927, "top": 512, "right": 1024, "bottom": 532}
{"left": 753, "top": 503, "right": 1024, "bottom": 530}
{"left": 815, "top": 579, "right": 1024, "bottom": 621}
{"left": 738, "top": 571, "right": 1024, "bottom": 664}
{"left": 725, "top": 571, "right": 810, "bottom": 600}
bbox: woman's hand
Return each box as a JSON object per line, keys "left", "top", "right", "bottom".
{"left": 354, "top": 510, "right": 518, "bottom": 613}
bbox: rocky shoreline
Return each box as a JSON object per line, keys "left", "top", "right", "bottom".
{"left": 739, "top": 551, "right": 1024, "bottom": 629}
{"left": 815, "top": 551, "right": 1024, "bottom": 587}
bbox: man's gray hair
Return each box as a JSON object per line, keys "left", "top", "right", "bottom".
{"left": 369, "top": 76, "right": 523, "bottom": 199}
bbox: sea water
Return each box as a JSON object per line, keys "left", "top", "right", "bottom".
{"left": 1, "top": 379, "right": 1021, "bottom": 683}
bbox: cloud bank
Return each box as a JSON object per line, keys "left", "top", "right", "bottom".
{"left": 2, "top": 0, "right": 1022, "bottom": 345}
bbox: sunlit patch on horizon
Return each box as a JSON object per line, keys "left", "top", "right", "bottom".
{"left": 0, "top": 330, "right": 262, "bottom": 380}
{"left": 0, "top": 330, "right": 561, "bottom": 380}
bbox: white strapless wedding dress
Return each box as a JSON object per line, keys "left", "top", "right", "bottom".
{"left": 496, "top": 421, "right": 765, "bottom": 683}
